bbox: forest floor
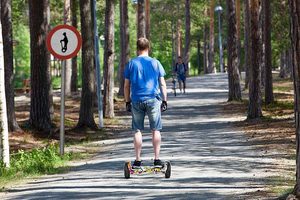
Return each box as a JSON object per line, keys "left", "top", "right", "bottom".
{"left": 10, "top": 89, "right": 130, "bottom": 154}
{"left": 223, "top": 74, "right": 295, "bottom": 199}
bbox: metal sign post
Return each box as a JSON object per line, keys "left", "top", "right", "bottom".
{"left": 60, "top": 60, "right": 66, "bottom": 155}
{"left": 46, "top": 24, "right": 82, "bottom": 156}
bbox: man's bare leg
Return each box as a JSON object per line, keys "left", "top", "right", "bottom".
{"left": 183, "top": 81, "right": 186, "bottom": 94}
{"left": 178, "top": 81, "right": 182, "bottom": 93}
{"left": 152, "top": 130, "right": 161, "bottom": 160}
{"left": 134, "top": 131, "right": 142, "bottom": 161}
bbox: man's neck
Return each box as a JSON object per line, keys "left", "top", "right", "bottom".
{"left": 138, "top": 50, "right": 148, "bottom": 57}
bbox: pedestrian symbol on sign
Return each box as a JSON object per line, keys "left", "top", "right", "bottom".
{"left": 60, "top": 32, "right": 68, "bottom": 53}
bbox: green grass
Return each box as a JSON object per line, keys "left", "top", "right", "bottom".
{"left": 264, "top": 100, "right": 294, "bottom": 111}
{"left": 0, "top": 145, "right": 81, "bottom": 189}
{"left": 273, "top": 85, "right": 293, "bottom": 93}
{"left": 268, "top": 176, "right": 295, "bottom": 199}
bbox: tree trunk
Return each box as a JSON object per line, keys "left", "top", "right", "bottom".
{"left": 71, "top": 0, "right": 78, "bottom": 93}
{"left": 1, "top": 0, "right": 21, "bottom": 132}
{"left": 280, "top": 49, "right": 292, "bottom": 78}
{"left": 236, "top": 0, "right": 242, "bottom": 73}
{"left": 184, "top": 0, "right": 191, "bottom": 75}
{"left": 171, "top": 18, "right": 176, "bottom": 68}
{"left": 208, "top": 0, "right": 215, "bottom": 73}
{"left": 197, "top": 38, "right": 201, "bottom": 75}
{"left": 176, "top": 19, "right": 182, "bottom": 58}
{"left": 248, "top": 0, "right": 262, "bottom": 119}
{"left": 0, "top": 11, "right": 10, "bottom": 167}
{"left": 227, "top": 0, "right": 242, "bottom": 101}
{"left": 289, "top": 48, "right": 294, "bottom": 79}
{"left": 103, "top": 0, "right": 115, "bottom": 118}
{"left": 244, "top": 0, "right": 250, "bottom": 89}
{"left": 264, "top": 0, "right": 274, "bottom": 104}
{"left": 64, "top": 0, "right": 72, "bottom": 96}
{"left": 118, "top": 0, "right": 130, "bottom": 97}
{"left": 137, "top": 0, "right": 145, "bottom": 39}
{"left": 77, "top": 0, "right": 97, "bottom": 128}
{"left": 260, "top": 0, "right": 265, "bottom": 87}
{"left": 290, "top": 0, "right": 300, "bottom": 197}
{"left": 145, "top": 0, "right": 150, "bottom": 40}
{"left": 279, "top": 51, "right": 287, "bottom": 78}
{"left": 204, "top": 24, "right": 209, "bottom": 74}
{"left": 29, "top": 0, "right": 52, "bottom": 131}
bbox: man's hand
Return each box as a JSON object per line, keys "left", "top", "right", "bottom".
{"left": 126, "top": 102, "right": 132, "bottom": 112}
{"left": 161, "top": 101, "right": 167, "bottom": 112}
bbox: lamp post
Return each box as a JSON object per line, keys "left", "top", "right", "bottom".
{"left": 215, "top": 5, "right": 223, "bottom": 73}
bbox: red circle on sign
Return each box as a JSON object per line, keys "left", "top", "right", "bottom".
{"left": 46, "top": 24, "right": 82, "bottom": 60}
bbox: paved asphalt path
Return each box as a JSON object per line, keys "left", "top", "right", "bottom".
{"left": 1, "top": 74, "right": 286, "bottom": 199}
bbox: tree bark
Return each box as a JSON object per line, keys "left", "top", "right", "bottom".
{"left": 244, "top": 0, "right": 251, "bottom": 89}
{"left": 236, "top": 0, "right": 242, "bottom": 73}
{"left": 203, "top": 24, "right": 209, "bottom": 74}
{"left": 280, "top": 49, "right": 292, "bottom": 78}
{"left": 184, "top": 0, "right": 191, "bottom": 75}
{"left": 103, "top": 0, "right": 115, "bottom": 118}
{"left": 71, "top": 0, "right": 78, "bottom": 93}
{"left": 77, "top": 0, "right": 97, "bottom": 128}
{"left": 248, "top": 0, "right": 262, "bottom": 119}
{"left": 227, "top": 0, "right": 242, "bottom": 101}
{"left": 264, "top": 0, "right": 274, "bottom": 104}
{"left": 118, "top": 0, "right": 130, "bottom": 97}
{"left": 145, "top": 0, "right": 150, "bottom": 40}
{"left": 28, "top": 0, "right": 52, "bottom": 131}
{"left": 197, "top": 38, "right": 201, "bottom": 75}
{"left": 279, "top": 51, "right": 287, "bottom": 78}
{"left": 208, "top": 0, "right": 215, "bottom": 73}
{"left": 0, "top": 9, "right": 10, "bottom": 167}
{"left": 137, "top": 0, "right": 145, "bottom": 39}
{"left": 1, "top": 0, "right": 21, "bottom": 132}
{"left": 289, "top": 0, "right": 300, "bottom": 197}
{"left": 176, "top": 19, "right": 183, "bottom": 58}
{"left": 286, "top": 48, "right": 294, "bottom": 79}
{"left": 171, "top": 18, "right": 176, "bottom": 68}
{"left": 64, "top": 0, "right": 72, "bottom": 96}
{"left": 260, "top": 0, "right": 265, "bottom": 87}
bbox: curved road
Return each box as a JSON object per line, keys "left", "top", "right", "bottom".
{"left": 1, "top": 74, "right": 284, "bottom": 199}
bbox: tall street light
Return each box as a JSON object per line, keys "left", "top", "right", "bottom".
{"left": 215, "top": 5, "right": 223, "bottom": 73}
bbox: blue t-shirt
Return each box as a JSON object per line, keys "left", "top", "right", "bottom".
{"left": 124, "top": 55, "right": 166, "bottom": 102}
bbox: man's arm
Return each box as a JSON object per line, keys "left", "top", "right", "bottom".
{"left": 159, "top": 77, "right": 167, "bottom": 101}
{"left": 124, "top": 79, "right": 131, "bottom": 102}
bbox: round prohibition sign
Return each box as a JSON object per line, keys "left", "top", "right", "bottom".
{"left": 46, "top": 24, "right": 82, "bottom": 60}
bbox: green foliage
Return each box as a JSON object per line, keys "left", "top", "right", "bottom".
{"left": 271, "top": 0, "right": 290, "bottom": 68}
{"left": 50, "top": 1, "right": 64, "bottom": 26}
{"left": 9, "top": 0, "right": 293, "bottom": 88}
{"left": 13, "top": 24, "right": 30, "bottom": 88}
{"left": 0, "top": 145, "right": 75, "bottom": 185}
{"left": 12, "top": 0, "right": 28, "bottom": 27}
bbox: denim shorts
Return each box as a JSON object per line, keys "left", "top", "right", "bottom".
{"left": 177, "top": 74, "right": 186, "bottom": 82}
{"left": 131, "top": 98, "right": 162, "bottom": 132}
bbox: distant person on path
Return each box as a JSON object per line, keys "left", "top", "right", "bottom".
{"left": 174, "top": 56, "right": 187, "bottom": 94}
{"left": 124, "top": 38, "right": 168, "bottom": 168}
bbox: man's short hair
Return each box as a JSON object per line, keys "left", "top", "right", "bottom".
{"left": 137, "top": 38, "right": 150, "bottom": 51}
